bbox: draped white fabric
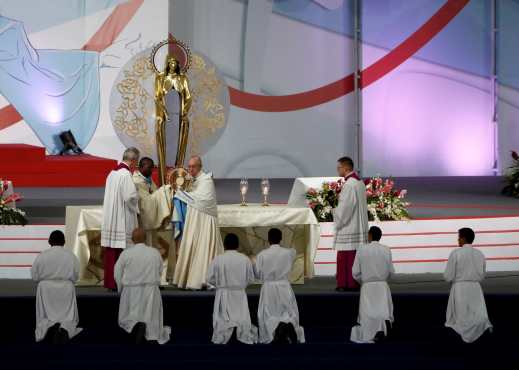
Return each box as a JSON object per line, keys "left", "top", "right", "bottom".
{"left": 115, "top": 243, "right": 170, "bottom": 344}
{"left": 333, "top": 176, "right": 369, "bottom": 251}
{"left": 68, "top": 204, "right": 318, "bottom": 285}
{"left": 350, "top": 242, "right": 394, "bottom": 343}
{"left": 101, "top": 167, "right": 139, "bottom": 249}
{"left": 175, "top": 172, "right": 218, "bottom": 217}
{"left": 218, "top": 204, "right": 320, "bottom": 280}
{"left": 31, "top": 246, "right": 82, "bottom": 341}
{"left": 133, "top": 171, "right": 175, "bottom": 281}
{"left": 173, "top": 207, "right": 224, "bottom": 289}
{"left": 444, "top": 245, "right": 492, "bottom": 343}
{"left": 174, "top": 171, "right": 224, "bottom": 289}
{"left": 207, "top": 250, "right": 258, "bottom": 344}
{"left": 255, "top": 245, "right": 305, "bottom": 343}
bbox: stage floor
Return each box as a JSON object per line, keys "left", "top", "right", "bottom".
{"left": 16, "top": 176, "right": 519, "bottom": 224}
{"left": 2, "top": 274, "right": 518, "bottom": 297}
{"left": 1, "top": 275, "right": 518, "bottom": 370}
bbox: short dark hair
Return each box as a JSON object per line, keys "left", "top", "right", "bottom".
{"left": 338, "top": 156, "right": 354, "bottom": 169}
{"left": 48, "top": 230, "right": 65, "bottom": 246}
{"left": 224, "top": 233, "right": 239, "bottom": 250}
{"left": 139, "top": 157, "right": 154, "bottom": 168}
{"left": 268, "top": 228, "right": 282, "bottom": 244}
{"left": 458, "top": 228, "right": 475, "bottom": 244}
{"left": 369, "top": 226, "right": 382, "bottom": 242}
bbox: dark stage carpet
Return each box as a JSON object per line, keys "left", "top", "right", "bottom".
{"left": 1, "top": 276, "right": 518, "bottom": 370}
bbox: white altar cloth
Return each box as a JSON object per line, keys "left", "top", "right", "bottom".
{"left": 65, "top": 204, "right": 319, "bottom": 285}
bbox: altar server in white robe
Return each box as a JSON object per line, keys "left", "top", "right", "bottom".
{"left": 350, "top": 226, "right": 394, "bottom": 344}
{"left": 132, "top": 157, "right": 175, "bottom": 281}
{"left": 174, "top": 156, "right": 224, "bottom": 290}
{"left": 114, "top": 228, "right": 171, "bottom": 344}
{"left": 101, "top": 147, "right": 140, "bottom": 290}
{"left": 31, "top": 230, "right": 81, "bottom": 343}
{"left": 333, "top": 156, "right": 369, "bottom": 291}
{"left": 207, "top": 233, "right": 258, "bottom": 344}
{"left": 255, "top": 228, "right": 305, "bottom": 344}
{"left": 444, "top": 228, "right": 492, "bottom": 343}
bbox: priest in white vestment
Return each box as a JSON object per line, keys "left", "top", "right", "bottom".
{"left": 207, "top": 233, "right": 258, "bottom": 344}
{"left": 255, "top": 228, "right": 305, "bottom": 344}
{"left": 173, "top": 156, "right": 224, "bottom": 290}
{"left": 31, "top": 230, "right": 82, "bottom": 343}
{"left": 114, "top": 228, "right": 171, "bottom": 344}
{"left": 101, "top": 147, "right": 140, "bottom": 290}
{"left": 333, "top": 156, "right": 369, "bottom": 291}
{"left": 444, "top": 227, "right": 492, "bottom": 343}
{"left": 350, "top": 226, "right": 394, "bottom": 344}
{"left": 132, "top": 157, "right": 175, "bottom": 282}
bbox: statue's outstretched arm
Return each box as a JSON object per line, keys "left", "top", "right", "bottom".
{"left": 182, "top": 78, "right": 192, "bottom": 115}
{"left": 155, "top": 74, "right": 169, "bottom": 121}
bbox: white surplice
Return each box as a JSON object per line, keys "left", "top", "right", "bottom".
{"left": 207, "top": 250, "right": 258, "bottom": 344}
{"left": 132, "top": 171, "right": 172, "bottom": 234}
{"left": 444, "top": 244, "right": 492, "bottom": 343}
{"left": 31, "top": 246, "right": 82, "bottom": 341}
{"left": 333, "top": 175, "right": 369, "bottom": 251}
{"left": 174, "top": 171, "right": 224, "bottom": 289}
{"left": 114, "top": 243, "right": 171, "bottom": 344}
{"left": 350, "top": 241, "right": 394, "bottom": 343}
{"left": 255, "top": 245, "right": 305, "bottom": 343}
{"left": 101, "top": 165, "right": 139, "bottom": 249}
{"left": 133, "top": 171, "right": 175, "bottom": 281}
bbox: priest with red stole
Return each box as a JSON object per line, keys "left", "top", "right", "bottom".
{"left": 101, "top": 147, "right": 140, "bottom": 291}
{"left": 333, "top": 156, "right": 369, "bottom": 291}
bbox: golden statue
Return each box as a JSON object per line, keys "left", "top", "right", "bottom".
{"left": 154, "top": 55, "right": 192, "bottom": 186}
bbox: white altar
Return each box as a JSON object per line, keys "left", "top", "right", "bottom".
{"left": 65, "top": 204, "right": 320, "bottom": 285}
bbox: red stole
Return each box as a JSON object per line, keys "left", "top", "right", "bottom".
{"left": 344, "top": 172, "right": 361, "bottom": 182}
{"left": 115, "top": 162, "right": 130, "bottom": 172}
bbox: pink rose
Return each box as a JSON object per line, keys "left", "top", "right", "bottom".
{"left": 382, "top": 185, "right": 392, "bottom": 194}
{"left": 3, "top": 193, "right": 22, "bottom": 203}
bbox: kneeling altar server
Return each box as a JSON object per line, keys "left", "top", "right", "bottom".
{"left": 255, "top": 228, "right": 305, "bottom": 344}
{"left": 444, "top": 227, "right": 492, "bottom": 343}
{"left": 350, "top": 226, "right": 394, "bottom": 343}
{"left": 207, "top": 233, "right": 257, "bottom": 344}
{"left": 31, "top": 230, "right": 81, "bottom": 343}
{"left": 115, "top": 228, "right": 171, "bottom": 344}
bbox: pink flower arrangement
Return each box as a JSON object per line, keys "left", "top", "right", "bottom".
{"left": 307, "top": 176, "right": 410, "bottom": 222}
{"left": 0, "top": 180, "right": 27, "bottom": 225}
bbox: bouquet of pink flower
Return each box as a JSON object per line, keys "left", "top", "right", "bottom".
{"left": 305, "top": 179, "right": 344, "bottom": 222}
{"left": 364, "top": 176, "right": 410, "bottom": 221}
{"left": 306, "top": 176, "right": 410, "bottom": 222}
{"left": 0, "top": 180, "right": 27, "bottom": 225}
{"left": 502, "top": 150, "right": 519, "bottom": 198}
